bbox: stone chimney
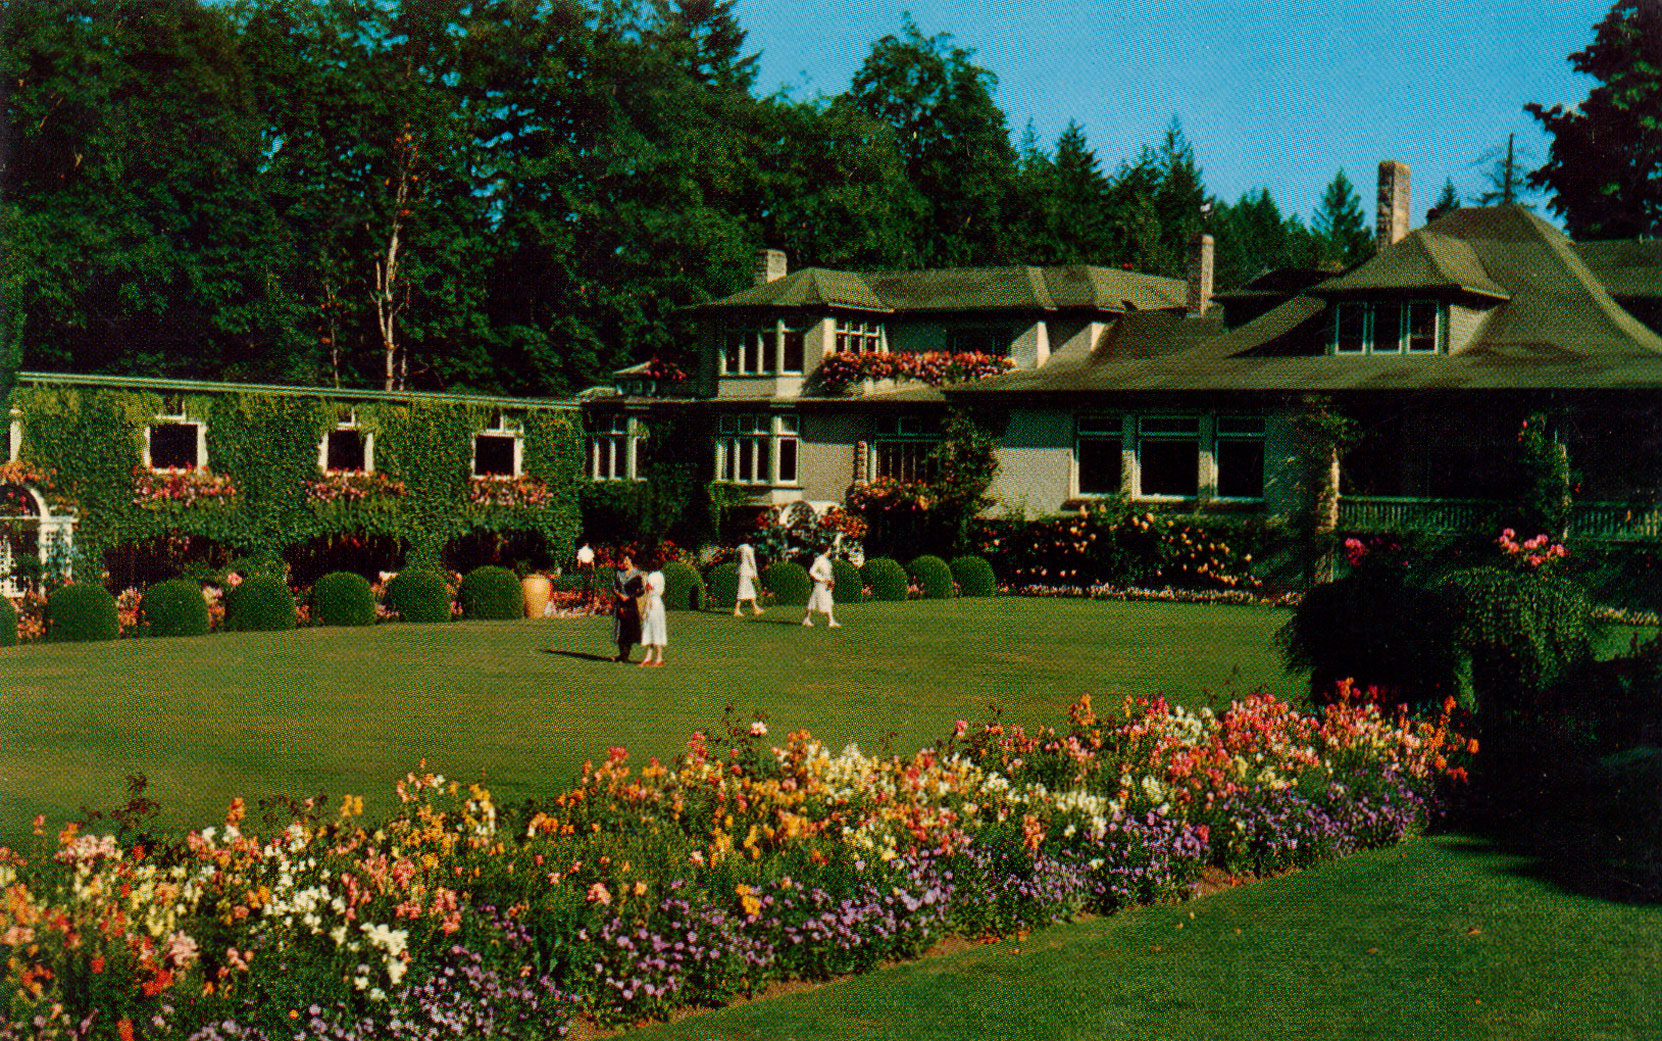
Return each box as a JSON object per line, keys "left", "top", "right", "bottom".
{"left": 1186, "top": 232, "right": 1214, "bottom": 316}
{"left": 1376, "top": 161, "right": 1411, "bottom": 246}
{"left": 753, "top": 248, "right": 787, "bottom": 286}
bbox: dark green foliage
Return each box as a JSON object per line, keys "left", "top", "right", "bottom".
{"left": 140, "top": 578, "right": 210, "bottom": 637}
{"left": 458, "top": 566, "right": 524, "bottom": 620}
{"left": 1439, "top": 564, "right": 1593, "bottom": 717}
{"left": 387, "top": 569, "right": 452, "bottom": 624}
{"left": 971, "top": 509, "right": 1275, "bottom": 591}
{"left": 659, "top": 561, "right": 705, "bottom": 611}
{"left": 0, "top": 599, "right": 16, "bottom": 646}
{"left": 47, "top": 583, "right": 120, "bottom": 643}
{"left": 1313, "top": 169, "right": 1374, "bottom": 267}
{"left": 312, "top": 571, "right": 377, "bottom": 628}
{"left": 763, "top": 562, "right": 811, "bottom": 606}
{"left": 862, "top": 557, "right": 909, "bottom": 602}
{"left": 224, "top": 576, "right": 297, "bottom": 632}
{"left": 950, "top": 555, "right": 997, "bottom": 597}
{"left": 909, "top": 555, "right": 955, "bottom": 599}
{"left": 1505, "top": 413, "right": 1571, "bottom": 538}
{"left": 706, "top": 562, "right": 740, "bottom": 609}
{"left": 831, "top": 559, "right": 865, "bottom": 603}
{"left": 855, "top": 410, "right": 1000, "bottom": 559}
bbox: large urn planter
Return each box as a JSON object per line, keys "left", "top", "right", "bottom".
{"left": 521, "top": 574, "right": 551, "bottom": 619}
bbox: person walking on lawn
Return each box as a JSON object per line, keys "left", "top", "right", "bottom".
{"left": 803, "top": 550, "right": 840, "bottom": 628}
{"left": 734, "top": 542, "right": 763, "bottom": 617}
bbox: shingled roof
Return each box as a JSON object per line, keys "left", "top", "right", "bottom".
{"left": 687, "top": 265, "right": 1186, "bottom": 315}
{"left": 949, "top": 205, "right": 1662, "bottom": 398}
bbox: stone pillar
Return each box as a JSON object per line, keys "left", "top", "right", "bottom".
{"left": 1376, "top": 161, "right": 1411, "bottom": 246}
{"left": 754, "top": 248, "right": 787, "bottom": 286}
{"left": 1186, "top": 233, "right": 1214, "bottom": 316}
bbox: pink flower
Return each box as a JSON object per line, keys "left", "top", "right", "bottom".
{"left": 586, "top": 882, "right": 611, "bottom": 906}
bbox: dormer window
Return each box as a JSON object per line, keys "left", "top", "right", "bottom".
{"left": 473, "top": 412, "right": 522, "bottom": 478}
{"left": 319, "top": 408, "right": 373, "bottom": 473}
{"left": 1331, "top": 301, "right": 1444, "bottom": 355}
{"left": 834, "top": 320, "right": 884, "bottom": 354}
{"left": 720, "top": 323, "right": 807, "bottom": 375}
{"left": 1405, "top": 300, "right": 1442, "bottom": 353}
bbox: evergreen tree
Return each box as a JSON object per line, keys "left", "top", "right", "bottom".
{"left": 1527, "top": 0, "right": 1662, "bottom": 238}
{"left": 1149, "top": 118, "right": 1212, "bottom": 277}
{"left": 1425, "top": 178, "right": 1462, "bottom": 222}
{"left": 1313, "top": 169, "right": 1374, "bottom": 268}
{"left": 1473, "top": 133, "right": 1536, "bottom": 208}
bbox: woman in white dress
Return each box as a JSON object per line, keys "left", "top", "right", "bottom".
{"left": 802, "top": 552, "right": 840, "bottom": 628}
{"left": 639, "top": 569, "right": 667, "bottom": 666}
{"left": 734, "top": 542, "right": 763, "bottom": 617}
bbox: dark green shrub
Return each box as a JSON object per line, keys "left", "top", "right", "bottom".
{"left": 47, "top": 583, "right": 120, "bottom": 642}
{"left": 140, "top": 578, "right": 209, "bottom": 637}
{"left": 764, "top": 561, "right": 812, "bottom": 605}
{"left": 706, "top": 562, "right": 740, "bottom": 609}
{"left": 0, "top": 598, "right": 16, "bottom": 646}
{"left": 1440, "top": 564, "right": 1592, "bottom": 717}
{"left": 660, "top": 561, "right": 705, "bottom": 611}
{"left": 832, "top": 559, "right": 865, "bottom": 603}
{"left": 908, "top": 555, "right": 955, "bottom": 599}
{"left": 950, "top": 554, "right": 998, "bottom": 597}
{"left": 458, "top": 566, "right": 525, "bottom": 620}
{"left": 224, "top": 576, "right": 297, "bottom": 632}
{"left": 387, "top": 570, "right": 453, "bottom": 624}
{"left": 313, "top": 571, "right": 377, "bottom": 627}
{"left": 862, "top": 557, "right": 909, "bottom": 602}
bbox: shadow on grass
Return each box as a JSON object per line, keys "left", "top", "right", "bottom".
{"left": 540, "top": 649, "right": 619, "bottom": 663}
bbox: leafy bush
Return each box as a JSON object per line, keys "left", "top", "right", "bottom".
{"left": 832, "top": 559, "right": 865, "bottom": 603}
{"left": 706, "top": 563, "right": 739, "bottom": 609}
{"left": 763, "top": 561, "right": 811, "bottom": 605}
{"left": 224, "top": 576, "right": 297, "bottom": 632}
{"left": 908, "top": 555, "right": 955, "bottom": 599}
{"left": 140, "top": 578, "right": 209, "bottom": 637}
{"left": 862, "top": 557, "right": 909, "bottom": 602}
{"left": 387, "top": 570, "right": 453, "bottom": 623}
{"left": 1439, "top": 563, "right": 1592, "bottom": 718}
{"left": 47, "top": 583, "right": 120, "bottom": 642}
{"left": 950, "top": 554, "right": 997, "bottom": 597}
{"left": 660, "top": 561, "right": 705, "bottom": 611}
{"left": 0, "top": 598, "right": 16, "bottom": 646}
{"left": 312, "top": 571, "right": 377, "bottom": 627}
{"left": 458, "top": 565, "right": 525, "bottom": 620}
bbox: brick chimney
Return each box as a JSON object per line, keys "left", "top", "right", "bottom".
{"left": 753, "top": 248, "right": 787, "bottom": 286}
{"left": 1186, "top": 232, "right": 1214, "bottom": 316}
{"left": 1376, "top": 161, "right": 1411, "bottom": 246}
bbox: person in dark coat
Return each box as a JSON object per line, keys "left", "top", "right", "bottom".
{"left": 612, "top": 554, "right": 645, "bottom": 662}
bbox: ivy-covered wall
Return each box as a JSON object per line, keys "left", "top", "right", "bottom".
{"left": 6, "top": 379, "right": 583, "bottom": 582}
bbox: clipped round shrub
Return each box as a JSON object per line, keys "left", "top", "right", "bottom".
{"left": 862, "top": 557, "right": 909, "bottom": 602}
{"left": 950, "top": 554, "right": 998, "bottom": 598}
{"left": 387, "top": 570, "right": 453, "bottom": 624}
{"left": 763, "top": 561, "right": 812, "bottom": 606}
{"left": 660, "top": 560, "right": 705, "bottom": 611}
{"left": 908, "top": 555, "right": 955, "bottom": 599}
{"left": 458, "top": 566, "right": 524, "bottom": 620}
{"left": 706, "top": 562, "right": 740, "bottom": 610}
{"left": 832, "top": 559, "right": 866, "bottom": 603}
{"left": 224, "top": 576, "right": 297, "bottom": 632}
{"left": 0, "top": 598, "right": 17, "bottom": 646}
{"left": 140, "top": 578, "right": 209, "bottom": 637}
{"left": 313, "top": 571, "right": 377, "bottom": 627}
{"left": 47, "top": 583, "right": 120, "bottom": 642}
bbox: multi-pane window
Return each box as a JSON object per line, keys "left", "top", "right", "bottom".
{"left": 947, "top": 326, "right": 1012, "bottom": 356}
{"left": 320, "top": 409, "right": 372, "bottom": 473}
{"left": 834, "top": 320, "right": 884, "bottom": 354}
{"left": 589, "top": 416, "right": 644, "bottom": 481}
{"left": 473, "top": 412, "right": 522, "bottom": 478}
{"left": 1075, "top": 415, "right": 1122, "bottom": 496}
{"left": 1334, "top": 303, "right": 1369, "bottom": 354}
{"left": 1405, "top": 300, "right": 1441, "bottom": 353}
{"left": 873, "top": 415, "right": 939, "bottom": 483}
{"left": 716, "top": 414, "right": 798, "bottom": 486}
{"left": 1332, "top": 301, "right": 1444, "bottom": 355}
{"left": 1137, "top": 417, "right": 1201, "bottom": 498}
{"left": 720, "top": 323, "right": 808, "bottom": 375}
{"left": 1214, "top": 416, "right": 1266, "bottom": 500}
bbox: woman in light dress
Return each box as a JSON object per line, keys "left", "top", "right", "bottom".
{"left": 639, "top": 567, "right": 667, "bottom": 667}
{"left": 802, "top": 551, "right": 840, "bottom": 628}
{"left": 734, "top": 542, "right": 763, "bottom": 617}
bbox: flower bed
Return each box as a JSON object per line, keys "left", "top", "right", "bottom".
{"left": 305, "top": 472, "right": 407, "bottom": 505}
{"left": 0, "top": 694, "right": 1467, "bottom": 1037}
{"left": 1008, "top": 583, "right": 1303, "bottom": 608}
{"left": 817, "top": 350, "right": 1015, "bottom": 392}
{"left": 132, "top": 467, "right": 238, "bottom": 509}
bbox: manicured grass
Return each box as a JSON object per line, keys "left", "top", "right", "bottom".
{"left": 634, "top": 834, "right": 1662, "bottom": 1041}
{"left": 0, "top": 598, "right": 1298, "bottom": 847}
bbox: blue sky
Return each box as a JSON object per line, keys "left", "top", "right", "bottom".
{"left": 732, "top": 0, "right": 1610, "bottom": 227}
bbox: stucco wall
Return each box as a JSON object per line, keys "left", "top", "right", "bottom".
{"left": 797, "top": 412, "right": 865, "bottom": 503}
{"left": 986, "top": 409, "right": 1074, "bottom": 516}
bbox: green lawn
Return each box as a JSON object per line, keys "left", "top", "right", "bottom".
{"left": 0, "top": 598, "right": 1298, "bottom": 846}
{"left": 633, "top": 833, "right": 1662, "bottom": 1041}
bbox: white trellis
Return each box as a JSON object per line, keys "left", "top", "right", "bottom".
{"left": 0, "top": 484, "right": 77, "bottom": 597}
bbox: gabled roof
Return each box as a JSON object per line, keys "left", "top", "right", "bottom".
{"left": 688, "top": 264, "right": 1186, "bottom": 316}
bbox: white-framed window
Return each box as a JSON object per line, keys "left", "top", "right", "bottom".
{"left": 1332, "top": 301, "right": 1444, "bottom": 355}
{"left": 873, "top": 413, "right": 939, "bottom": 483}
{"left": 473, "top": 411, "right": 522, "bottom": 478}
{"left": 1136, "top": 416, "right": 1201, "bottom": 498}
{"left": 715, "top": 413, "right": 798, "bottom": 486}
{"left": 1214, "top": 415, "right": 1266, "bottom": 500}
{"left": 318, "top": 407, "right": 374, "bottom": 474}
{"left": 1075, "top": 414, "right": 1123, "bottom": 496}
{"left": 144, "top": 397, "right": 206, "bottom": 471}
{"left": 719, "top": 322, "right": 808, "bottom": 375}
{"left": 834, "top": 319, "right": 885, "bottom": 354}
{"left": 589, "top": 415, "right": 646, "bottom": 481}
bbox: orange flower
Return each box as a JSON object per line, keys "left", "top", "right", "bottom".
{"left": 118, "top": 1020, "right": 135, "bottom": 1041}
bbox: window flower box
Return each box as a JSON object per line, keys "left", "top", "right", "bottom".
{"left": 132, "top": 466, "right": 237, "bottom": 509}
{"left": 817, "top": 350, "right": 1015, "bottom": 393}
{"left": 468, "top": 474, "right": 551, "bottom": 509}
{"left": 306, "top": 471, "right": 408, "bottom": 505}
